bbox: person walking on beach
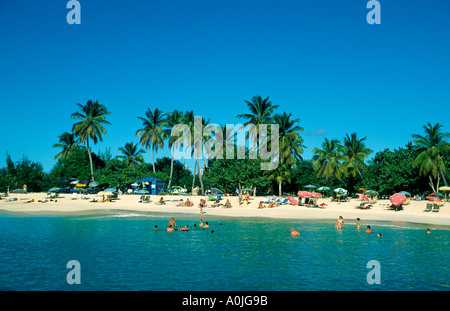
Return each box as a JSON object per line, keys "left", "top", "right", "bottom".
{"left": 335, "top": 216, "right": 344, "bottom": 229}
{"left": 23, "top": 184, "right": 27, "bottom": 194}
{"left": 290, "top": 227, "right": 300, "bottom": 236}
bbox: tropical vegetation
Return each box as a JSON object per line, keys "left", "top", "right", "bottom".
{"left": 0, "top": 96, "right": 449, "bottom": 197}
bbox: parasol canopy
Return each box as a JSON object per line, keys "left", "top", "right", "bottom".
{"left": 364, "top": 190, "right": 379, "bottom": 196}
{"left": 356, "top": 193, "right": 369, "bottom": 201}
{"left": 390, "top": 193, "right": 407, "bottom": 205}
{"left": 317, "top": 186, "right": 330, "bottom": 191}
{"left": 304, "top": 185, "right": 316, "bottom": 189}
{"left": 288, "top": 196, "right": 298, "bottom": 205}
{"left": 48, "top": 187, "right": 62, "bottom": 192}
{"left": 310, "top": 192, "right": 322, "bottom": 197}
{"left": 297, "top": 191, "right": 312, "bottom": 198}
{"left": 426, "top": 196, "right": 441, "bottom": 202}
{"left": 399, "top": 191, "right": 411, "bottom": 197}
{"left": 334, "top": 188, "right": 348, "bottom": 194}
{"left": 438, "top": 186, "right": 450, "bottom": 191}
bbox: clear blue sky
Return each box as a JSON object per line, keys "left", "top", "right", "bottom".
{"left": 1, "top": 0, "right": 449, "bottom": 173}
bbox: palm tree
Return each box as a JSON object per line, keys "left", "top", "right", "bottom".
{"left": 116, "top": 142, "right": 145, "bottom": 168}
{"left": 272, "top": 112, "right": 305, "bottom": 167}
{"left": 237, "top": 95, "right": 279, "bottom": 127}
{"left": 71, "top": 100, "right": 111, "bottom": 181}
{"left": 136, "top": 108, "right": 166, "bottom": 173}
{"left": 340, "top": 132, "right": 373, "bottom": 193}
{"left": 312, "top": 138, "right": 344, "bottom": 196}
{"left": 412, "top": 122, "right": 450, "bottom": 192}
{"left": 268, "top": 163, "right": 291, "bottom": 196}
{"left": 53, "top": 132, "right": 79, "bottom": 161}
{"left": 163, "top": 109, "right": 185, "bottom": 189}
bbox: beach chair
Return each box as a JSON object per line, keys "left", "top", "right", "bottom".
{"left": 262, "top": 196, "right": 271, "bottom": 203}
{"left": 432, "top": 203, "right": 441, "bottom": 212}
{"left": 424, "top": 203, "right": 433, "bottom": 212}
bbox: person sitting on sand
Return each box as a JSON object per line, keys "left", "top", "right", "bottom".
{"left": 290, "top": 227, "right": 300, "bottom": 236}
{"left": 159, "top": 197, "right": 165, "bottom": 205}
{"left": 178, "top": 225, "right": 190, "bottom": 231}
{"left": 258, "top": 202, "right": 264, "bottom": 209}
{"left": 365, "top": 225, "right": 374, "bottom": 233}
{"left": 184, "top": 198, "right": 191, "bottom": 206}
{"left": 166, "top": 225, "right": 176, "bottom": 232}
{"left": 168, "top": 217, "right": 177, "bottom": 229}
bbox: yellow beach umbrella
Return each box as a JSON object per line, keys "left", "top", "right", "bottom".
{"left": 438, "top": 186, "right": 450, "bottom": 191}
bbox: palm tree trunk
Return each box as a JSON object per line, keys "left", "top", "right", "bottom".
{"left": 86, "top": 139, "right": 95, "bottom": 181}
{"left": 440, "top": 170, "right": 448, "bottom": 187}
{"left": 197, "top": 159, "right": 204, "bottom": 195}
{"left": 278, "top": 180, "right": 282, "bottom": 196}
{"left": 192, "top": 160, "right": 197, "bottom": 191}
{"left": 168, "top": 146, "right": 174, "bottom": 190}
{"left": 152, "top": 147, "right": 156, "bottom": 173}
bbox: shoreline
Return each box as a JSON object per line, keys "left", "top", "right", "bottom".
{"left": 1, "top": 192, "right": 449, "bottom": 226}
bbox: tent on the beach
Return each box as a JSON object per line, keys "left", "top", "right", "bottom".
{"left": 135, "top": 176, "right": 164, "bottom": 195}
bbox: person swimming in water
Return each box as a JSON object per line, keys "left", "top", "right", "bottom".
{"left": 290, "top": 227, "right": 300, "bottom": 236}
{"left": 365, "top": 225, "right": 374, "bottom": 233}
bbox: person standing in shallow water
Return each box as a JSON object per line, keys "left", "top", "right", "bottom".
{"left": 356, "top": 218, "right": 361, "bottom": 230}
{"left": 335, "top": 216, "right": 344, "bottom": 229}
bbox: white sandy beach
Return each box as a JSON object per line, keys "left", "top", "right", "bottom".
{"left": 1, "top": 192, "right": 449, "bottom": 226}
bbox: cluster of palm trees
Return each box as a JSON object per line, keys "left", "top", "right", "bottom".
{"left": 53, "top": 96, "right": 307, "bottom": 194}
{"left": 312, "top": 134, "right": 373, "bottom": 195}
{"left": 312, "top": 123, "right": 449, "bottom": 195}
{"left": 53, "top": 99, "right": 449, "bottom": 195}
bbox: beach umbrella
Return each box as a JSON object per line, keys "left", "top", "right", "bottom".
{"left": 399, "top": 191, "right": 411, "bottom": 197}
{"left": 317, "top": 186, "right": 330, "bottom": 191}
{"left": 135, "top": 189, "right": 150, "bottom": 194}
{"left": 48, "top": 187, "right": 61, "bottom": 192}
{"left": 297, "top": 191, "right": 312, "bottom": 198}
{"left": 356, "top": 193, "right": 369, "bottom": 201}
{"left": 104, "top": 188, "right": 117, "bottom": 192}
{"left": 304, "top": 185, "right": 316, "bottom": 189}
{"left": 426, "top": 196, "right": 441, "bottom": 202}
{"left": 390, "top": 193, "right": 407, "bottom": 205}
{"left": 12, "top": 188, "right": 25, "bottom": 193}
{"left": 438, "top": 186, "right": 450, "bottom": 191}
{"left": 333, "top": 188, "right": 348, "bottom": 194}
{"left": 364, "top": 190, "right": 379, "bottom": 196}
{"left": 89, "top": 181, "right": 99, "bottom": 187}
{"left": 431, "top": 192, "right": 444, "bottom": 197}
{"left": 288, "top": 196, "right": 298, "bottom": 205}
{"left": 310, "top": 192, "right": 322, "bottom": 197}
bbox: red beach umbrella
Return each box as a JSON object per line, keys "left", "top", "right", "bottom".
{"left": 297, "top": 191, "right": 312, "bottom": 198}
{"left": 426, "top": 196, "right": 441, "bottom": 202}
{"left": 310, "top": 192, "right": 322, "bottom": 197}
{"left": 357, "top": 193, "right": 370, "bottom": 201}
{"left": 288, "top": 196, "right": 298, "bottom": 205}
{"left": 390, "top": 193, "right": 407, "bottom": 205}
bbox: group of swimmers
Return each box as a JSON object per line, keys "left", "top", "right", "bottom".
{"left": 153, "top": 217, "right": 215, "bottom": 234}
{"left": 290, "top": 216, "right": 433, "bottom": 236}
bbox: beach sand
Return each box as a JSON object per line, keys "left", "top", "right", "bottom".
{"left": 0, "top": 193, "right": 449, "bottom": 226}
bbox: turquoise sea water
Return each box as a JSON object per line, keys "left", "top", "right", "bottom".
{"left": 0, "top": 210, "right": 449, "bottom": 291}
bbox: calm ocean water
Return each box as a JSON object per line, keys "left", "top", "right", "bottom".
{"left": 0, "top": 210, "right": 449, "bottom": 291}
